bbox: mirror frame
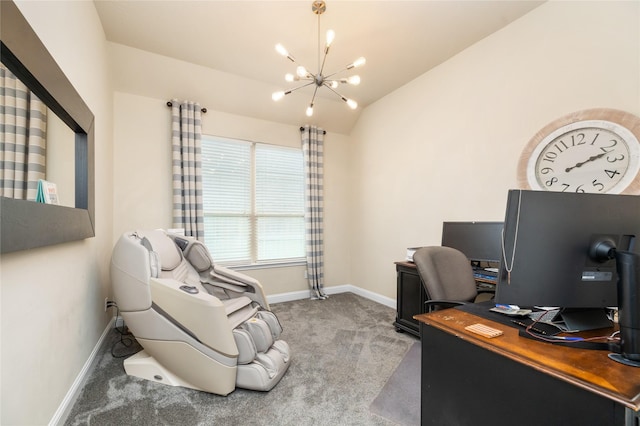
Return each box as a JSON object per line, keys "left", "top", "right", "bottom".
{"left": 0, "top": 0, "right": 95, "bottom": 253}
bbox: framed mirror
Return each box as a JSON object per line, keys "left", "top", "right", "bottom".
{"left": 0, "top": 0, "right": 95, "bottom": 253}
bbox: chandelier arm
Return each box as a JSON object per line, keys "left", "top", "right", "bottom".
{"left": 322, "top": 82, "right": 349, "bottom": 102}
{"left": 284, "top": 81, "right": 316, "bottom": 95}
{"left": 309, "top": 84, "right": 319, "bottom": 106}
{"left": 281, "top": 50, "right": 313, "bottom": 76}
{"left": 291, "top": 75, "right": 315, "bottom": 82}
{"left": 318, "top": 47, "right": 330, "bottom": 78}
{"left": 323, "top": 67, "right": 350, "bottom": 80}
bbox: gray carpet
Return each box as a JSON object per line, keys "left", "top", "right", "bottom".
{"left": 64, "top": 293, "right": 418, "bottom": 425}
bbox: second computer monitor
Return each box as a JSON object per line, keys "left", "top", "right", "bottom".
{"left": 441, "top": 221, "right": 504, "bottom": 263}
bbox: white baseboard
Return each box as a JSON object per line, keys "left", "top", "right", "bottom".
{"left": 267, "top": 284, "right": 396, "bottom": 309}
{"left": 52, "top": 286, "right": 395, "bottom": 425}
{"left": 49, "top": 317, "right": 115, "bottom": 426}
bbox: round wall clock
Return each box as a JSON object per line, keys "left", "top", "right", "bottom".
{"left": 517, "top": 108, "right": 640, "bottom": 195}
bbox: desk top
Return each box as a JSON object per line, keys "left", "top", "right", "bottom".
{"left": 415, "top": 309, "right": 640, "bottom": 411}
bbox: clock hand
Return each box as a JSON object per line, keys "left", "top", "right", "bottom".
{"left": 565, "top": 151, "right": 608, "bottom": 173}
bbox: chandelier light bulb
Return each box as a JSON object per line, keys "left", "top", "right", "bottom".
{"left": 285, "top": 73, "right": 295, "bottom": 82}
{"left": 272, "top": 91, "right": 285, "bottom": 101}
{"left": 296, "top": 66, "right": 308, "bottom": 78}
{"left": 355, "top": 57, "right": 366, "bottom": 67}
{"left": 346, "top": 57, "right": 366, "bottom": 70}
{"left": 329, "top": 80, "right": 339, "bottom": 88}
{"left": 326, "top": 29, "right": 335, "bottom": 47}
{"left": 275, "top": 44, "right": 288, "bottom": 57}
{"left": 349, "top": 57, "right": 366, "bottom": 69}
{"left": 346, "top": 99, "right": 358, "bottom": 109}
{"left": 306, "top": 105, "right": 314, "bottom": 117}
{"left": 347, "top": 75, "right": 361, "bottom": 85}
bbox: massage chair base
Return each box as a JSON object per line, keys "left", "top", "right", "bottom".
{"left": 125, "top": 339, "right": 237, "bottom": 396}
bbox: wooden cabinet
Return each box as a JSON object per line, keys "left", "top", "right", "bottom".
{"left": 393, "top": 261, "right": 426, "bottom": 337}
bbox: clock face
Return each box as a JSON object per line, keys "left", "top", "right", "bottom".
{"left": 517, "top": 109, "right": 640, "bottom": 195}
{"left": 527, "top": 120, "right": 640, "bottom": 194}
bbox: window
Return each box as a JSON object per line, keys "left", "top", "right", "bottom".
{"left": 201, "top": 135, "right": 305, "bottom": 266}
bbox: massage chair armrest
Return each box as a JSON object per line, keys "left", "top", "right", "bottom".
{"left": 211, "top": 265, "right": 269, "bottom": 309}
{"left": 174, "top": 233, "right": 270, "bottom": 309}
{"left": 150, "top": 278, "right": 239, "bottom": 357}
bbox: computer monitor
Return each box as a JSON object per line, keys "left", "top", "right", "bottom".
{"left": 495, "top": 190, "right": 639, "bottom": 313}
{"left": 441, "top": 221, "right": 503, "bottom": 263}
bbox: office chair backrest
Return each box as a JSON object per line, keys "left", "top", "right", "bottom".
{"left": 413, "top": 246, "right": 477, "bottom": 303}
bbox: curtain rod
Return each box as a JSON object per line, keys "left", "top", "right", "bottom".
{"left": 300, "top": 126, "right": 326, "bottom": 135}
{"left": 166, "top": 101, "right": 207, "bottom": 113}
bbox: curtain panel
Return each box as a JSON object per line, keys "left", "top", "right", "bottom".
{"left": 0, "top": 63, "right": 47, "bottom": 200}
{"left": 301, "top": 125, "right": 326, "bottom": 300}
{"left": 171, "top": 99, "right": 204, "bottom": 240}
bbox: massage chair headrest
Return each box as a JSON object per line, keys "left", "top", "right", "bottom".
{"left": 139, "top": 230, "right": 183, "bottom": 271}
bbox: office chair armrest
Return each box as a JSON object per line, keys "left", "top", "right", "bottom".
{"left": 424, "top": 299, "right": 466, "bottom": 312}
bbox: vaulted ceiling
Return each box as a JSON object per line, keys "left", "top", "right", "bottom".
{"left": 95, "top": 1, "right": 544, "bottom": 134}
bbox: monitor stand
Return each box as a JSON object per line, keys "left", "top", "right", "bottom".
{"left": 558, "top": 308, "right": 612, "bottom": 332}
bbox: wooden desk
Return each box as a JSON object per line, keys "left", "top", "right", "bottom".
{"left": 415, "top": 309, "right": 640, "bottom": 426}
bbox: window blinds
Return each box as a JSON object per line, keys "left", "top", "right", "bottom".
{"left": 202, "top": 136, "right": 304, "bottom": 265}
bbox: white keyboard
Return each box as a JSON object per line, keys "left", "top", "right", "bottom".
{"left": 465, "top": 323, "right": 503, "bottom": 338}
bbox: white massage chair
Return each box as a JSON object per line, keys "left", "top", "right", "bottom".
{"left": 110, "top": 229, "right": 290, "bottom": 395}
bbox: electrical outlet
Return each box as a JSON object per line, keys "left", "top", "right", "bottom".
{"left": 104, "top": 297, "right": 108, "bottom": 312}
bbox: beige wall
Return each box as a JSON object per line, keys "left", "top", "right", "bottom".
{"left": 112, "top": 90, "right": 351, "bottom": 296}
{"left": 0, "top": 1, "right": 114, "bottom": 425}
{"left": 348, "top": 0, "right": 640, "bottom": 300}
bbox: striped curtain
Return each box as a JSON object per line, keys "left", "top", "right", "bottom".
{"left": 301, "top": 125, "right": 326, "bottom": 300}
{"left": 171, "top": 99, "right": 204, "bottom": 240}
{"left": 0, "top": 63, "right": 47, "bottom": 200}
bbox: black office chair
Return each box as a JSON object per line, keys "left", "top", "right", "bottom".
{"left": 413, "top": 246, "right": 490, "bottom": 312}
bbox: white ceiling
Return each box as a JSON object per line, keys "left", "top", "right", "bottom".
{"left": 95, "top": 0, "right": 544, "bottom": 134}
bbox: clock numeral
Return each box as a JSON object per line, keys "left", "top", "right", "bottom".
{"left": 545, "top": 177, "right": 558, "bottom": 187}
{"left": 605, "top": 169, "right": 621, "bottom": 179}
{"left": 575, "top": 184, "right": 585, "bottom": 193}
{"left": 607, "top": 153, "right": 625, "bottom": 163}
{"left": 554, "top": 140, "right": 570, "bottom": 153}
{"left": 539, "top": 167, "right": 553, "bottom": 175}
{"left": 592, "top": 179, "right": 605, "bottom": 192}
{"left": 543, "top": 151, "right": 558, "bottom": 163}
{"left": 589, "top": 132, "right": 600, "bottom": 146}
{"left": 599, "top": 139, "right": 618, "bottom": 154}
{"left": 561, "top": 183, "right": 570, "bottom": 192}
{"left": 571, "top": 133, "right": 587, "bottom": 146}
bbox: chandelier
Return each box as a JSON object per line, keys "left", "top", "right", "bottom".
{"left": 271, "top": 0, "right": 365, "bottom": 117}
